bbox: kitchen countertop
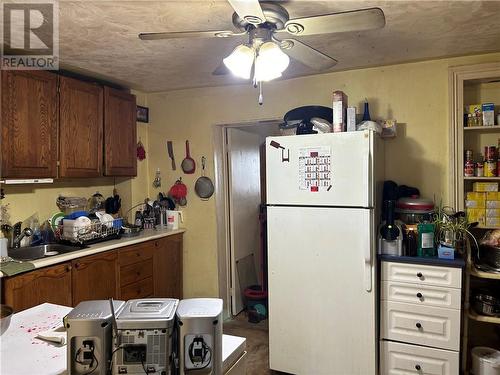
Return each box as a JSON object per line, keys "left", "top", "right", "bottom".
{"left": 379, "top": 254, "right": 466, "bottom": 268}
{"left": 0, "top": 302, "right": 245, "bottom": 375}
{"left": 0, "top": 228, "right": 186, "bottom": 278}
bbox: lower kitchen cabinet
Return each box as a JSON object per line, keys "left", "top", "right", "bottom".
{"left": 154, "top": 234, "right": 183, "bottom": 299}
{"left": 117, "top": 241, "right": 154, "bottom": 299}
{"left": 1, "top": 234, "right": 184, "bottom": 311}
{"left": 71, "top": 250, "right": 118, "bottom": 306}
{"left": 2, "top": 262, "right": 72, "bottom": 312}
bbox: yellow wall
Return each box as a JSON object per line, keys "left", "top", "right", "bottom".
{"left": 2, "top": 89, "right": 150, "bottom": 226}
{"left": 147, "top": 52, "right": 500, "bottom": 298}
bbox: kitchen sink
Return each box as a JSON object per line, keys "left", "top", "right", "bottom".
{"left": 8, "top": 244, "right": 86, "bottom": 261}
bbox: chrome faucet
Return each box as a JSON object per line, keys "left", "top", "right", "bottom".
{"left": 12, "top": 222, "right": 33, "bottom": 249}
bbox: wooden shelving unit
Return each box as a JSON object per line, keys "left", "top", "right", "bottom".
{"left": 464, "top": 125, "right": 500, "bottom": 131}
{"left": 449, "top": 62, "right": 500, "bottom": 374}
{"left": 469, "top": 265, "right": 500, "bottom": 280}
{"left": 467, "top": 309, "right": 500, "bottom": 324}
{"left": 464, "top": 176, "right": 500, "bottom": 181}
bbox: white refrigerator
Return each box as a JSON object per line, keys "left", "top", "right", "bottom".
{"left": 266, "top": 130, "right": 384, "bottom": 375}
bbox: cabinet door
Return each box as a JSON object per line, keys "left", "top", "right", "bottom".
{"left": 104, "top": 87, "right": 137, "bottom": 176}
{"left": 2, "top": 263, "right": 72, "bottom": 312}
{"left": 154, "top": 234, "right": 183, "bottom": 299}
{"left": 72, "top": 250, "right": 118, "bottom": 305}
{"left": 1, "top": 70, "right": 58, "bottom": 178}
{"left": 59, "top": 76, "right": 103, "bottom": 177}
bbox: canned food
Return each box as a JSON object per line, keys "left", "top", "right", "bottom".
{"left": 485, "top": 160, "right": 497, "bottom": 177}
{"left": 465, "top": 150, "right": 474, "bottom": 162}
{"left": 465, "top": 160, "right": 475, "bottom": 177}
{"left": 485, "top": 146, "right": 497, "bottom": 161}
{"left": 475, "top": 162, "right": 484, "bottom": 177}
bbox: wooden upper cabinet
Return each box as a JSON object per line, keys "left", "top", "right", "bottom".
{"left": 104, "top": 87, "right": 137, "bottom": 176}
{"left": 59, "top": 76, "right": 103, "bottom": 177}
{"left": 1, "top": 70, "right": 58, "bottom": 178}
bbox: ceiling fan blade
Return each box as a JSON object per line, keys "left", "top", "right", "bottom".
{"left": 212, "top": 63, "right": 230, "bottom": 76}
{"left": 279, "top": 38, "right": 337, "bottom": 71}
{"left": 227, "top": 0, "right": 266, "bottom": 24}
{"left": 282, "top": 8, "right": 385, "bottom": 36}
{"left": 139, "top": 30, "right": 244, "bottom": 40}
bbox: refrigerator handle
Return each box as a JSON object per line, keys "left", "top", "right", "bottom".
{"left": 362, "top": 134, "right": 372, "bottom": 207}
{"left": 364, "top": 212, "right": 373, "bottom": 292}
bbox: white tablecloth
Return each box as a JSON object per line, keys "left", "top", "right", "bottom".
{"left": 0, "top": 303, "right": 72, "bottom": 375}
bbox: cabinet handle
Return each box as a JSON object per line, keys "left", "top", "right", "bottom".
{"left": 416, "top": 292, "right": 423, "bottom": 299}
{"left": 416, "top": 322, "right": 422, "bottom": 329}
{"left": 155, "top": 241, "right": 159, "bottom": 247}
{"left": 66, "top": 265, "right": 72, "bottom": 272}
{"left": 74, "top": 263, "right": 80, "bottom": 269}
{"left": 415, "top": 364, "right": 421, "bottom": 371}
{"left": 416, "top": 272, "right": 423, "bottom": 278}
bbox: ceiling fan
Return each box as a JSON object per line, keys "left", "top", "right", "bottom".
{"left": 139, "top": 0, "right": 385, "bottom": 102}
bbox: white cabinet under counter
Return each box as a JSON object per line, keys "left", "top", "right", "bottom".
{"left": 379, "top": 257, "right": 464, "bottom": 375}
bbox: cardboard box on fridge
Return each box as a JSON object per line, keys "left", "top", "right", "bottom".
{"left": 473, "top": 182, "right": 499, "bottom": 192}
{"left": 332, "top": 90, "right": 347, "bottom": 133}
{"left": 466, "top": 208, "right": 486, "bottom": 226}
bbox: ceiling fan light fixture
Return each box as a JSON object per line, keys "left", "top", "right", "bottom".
{"left": 254, "top": 41, "right": 290, "bottom": 82}
{"left": 223, "top": 44, "right": 255, "bottom": 79}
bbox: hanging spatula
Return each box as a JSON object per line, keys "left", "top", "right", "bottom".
{"left": 167, "top": 141, "right": 176, "bottom": 170}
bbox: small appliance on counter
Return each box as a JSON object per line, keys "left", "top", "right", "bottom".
{"left": 395, "top": 196, "right": 434, "bottom": 225}
{"left": 176, "top": 298, "right": 223, "bottom": 375}
{"left": 379, "top": 200, "right": 403, "bottom": 256}
{"left": 113, "top": 298, "right": 179, "bottom": 375}
{"left": 65, "top": 300, "right": 125, "bottom": 375}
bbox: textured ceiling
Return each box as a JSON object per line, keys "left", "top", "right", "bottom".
{"left": 55, "top": 1, "right": 500, "bottom": 92}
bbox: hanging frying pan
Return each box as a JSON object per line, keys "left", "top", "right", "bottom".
{"left": 181, "top": 140, "right": 196, "bottom": 174}
{"left": 195, "top": 156, "right": 214, "bottom": 200}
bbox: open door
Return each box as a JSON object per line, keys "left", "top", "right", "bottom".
{"left": 227, "top": 127, "right": 262, "bottom": 315}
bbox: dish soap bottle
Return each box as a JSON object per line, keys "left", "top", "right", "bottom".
{"left": 417, "top": 222, "right": 435, "bottom": 257}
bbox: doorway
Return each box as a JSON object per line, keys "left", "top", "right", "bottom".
{"left": 213, "top": 120, "right": 280, "bottom": 317}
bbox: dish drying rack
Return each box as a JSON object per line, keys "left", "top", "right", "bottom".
{"left": 56, "top": 217, "right": 122, "bottom": 245}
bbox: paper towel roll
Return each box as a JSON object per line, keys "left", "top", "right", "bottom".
{"left": 0, "top": 238, "right": 8, "bottom": 258}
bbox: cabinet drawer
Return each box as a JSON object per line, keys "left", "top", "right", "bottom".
{"left": 118, "top": 243, "right": 154, "bottom": 267}
{"left": 381, "top": 281, "right": 461, "bottom": 310}
{"left": 381, "top": 301, "right": 460, "bottom": 351}
{"left": 120, "top": 277, "right": 153, "bottom": 300}
{"left": 120, "top": 259, "right": 153, "bottom": 287}
{"left": 381, "top": 262, "right": 461, "bottom": 289}
{"left": 380, "top": 341, "right": 459, "bottom": 375}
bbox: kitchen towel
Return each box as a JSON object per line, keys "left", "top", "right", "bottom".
{"left": 36, "top": 326, "right": 66, "bottom": 345}
{"left": 0, "top": 260, "right": 35, "bottom": 276}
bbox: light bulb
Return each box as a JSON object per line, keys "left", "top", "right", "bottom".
{"left": 254, "top": 41, "right": 290, "bottom": 82}
{"left": 223, "top": 44, "right": 255, "bottom": 79}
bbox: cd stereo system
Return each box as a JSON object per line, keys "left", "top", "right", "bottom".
{"left": 65, "top": 298, "right": 223, "bottom": 375}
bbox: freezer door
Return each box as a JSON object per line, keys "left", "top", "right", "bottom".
{"left": 266, "top": 130, "right": 374, "bottom": 207}
{"left": 267, "top": 206, "right": 376, "bottom": 375}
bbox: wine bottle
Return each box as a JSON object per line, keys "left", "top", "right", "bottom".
{"left": 380, "top": 200, "right": 399, "bottom": 241}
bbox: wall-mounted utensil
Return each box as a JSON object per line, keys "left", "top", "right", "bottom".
{"left": 153, "top": 168, "right": 161, "bottom": 188}
{"left": 167, "top": 141, "right": 176, "bottom": 170}
{"left": 181, "top": 140, "right": 196, "bottom": 174}
{"left": 195, "top": 156, "right": 214, "bottom": 200}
